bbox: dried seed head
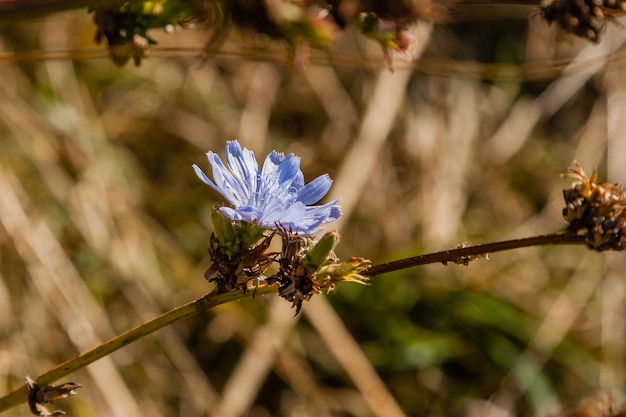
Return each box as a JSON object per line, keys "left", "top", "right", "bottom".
{"left": 268, "top": 225, "right": 318, "bottom": 315}
{"left": 540, "top": 0, "right": 626, "bottom": 41}
{"left": 268, "top": 226, "right": 370, "bottom": 314}
{"left": 562, "top": 161, "right": 626, "bottom": 251}
{"left": 26, "top": 376, "right": 82, "bottom": 417}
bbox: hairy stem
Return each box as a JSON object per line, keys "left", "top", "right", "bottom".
{"left": 364, "top": 231, "right": 587, "bottom": 276}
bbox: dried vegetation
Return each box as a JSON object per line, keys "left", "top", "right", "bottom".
{"left": 0, "top": 3, "right": 625, "bottom": 416}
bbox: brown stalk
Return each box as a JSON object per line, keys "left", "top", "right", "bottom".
{"left": 364, "top": 232, "right": 587, "bottom": 276}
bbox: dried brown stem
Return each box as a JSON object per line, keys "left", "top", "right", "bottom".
{"left": 364, "top": 232, "right": 587, "bottom": 276}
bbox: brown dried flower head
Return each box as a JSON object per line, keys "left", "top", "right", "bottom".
{"left": 25, "top": 376, "right": 82, "bottom": 416}
{"left": 268, "top": 225, "right": 320, "bottom": 315}
{"left": 268, "top": 226, "right": 369, "bottom": 315}
{"left": 540, "top": 0, "right": 626, "bottom": 42}
{"left": 562, "top": 161, "right": 626, "bottom": 251}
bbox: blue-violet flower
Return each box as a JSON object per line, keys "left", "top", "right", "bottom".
{"left": 193, "top": 140, "right": 341, "bottom": 235}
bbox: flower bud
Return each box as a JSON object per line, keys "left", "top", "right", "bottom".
{"left": 317, "top": 257, "right": 371, "bottom": 286}
{"left": 304, "top": 231, "right": 339, "bottom": 275}
{"left": 211, "top": 208, "right": 266, "bottom": 258}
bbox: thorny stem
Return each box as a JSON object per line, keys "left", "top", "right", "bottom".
{"left": 0, "top": 231, "right": 588, "bottom": 414}
{"left": 364, "top": 231, "right": 588, "bottom": 276}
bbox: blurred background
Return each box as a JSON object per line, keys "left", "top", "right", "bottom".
{"left": 0, "top": 1, "right": 625, "bottom": 416}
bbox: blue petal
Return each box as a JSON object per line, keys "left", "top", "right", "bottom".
{"left": 291, "top": 170, "right": 305, "bottom": 191}
{"left": 299, "top": 200, "right": 342, "bottom": 229}
{"left": 276, "top": 154, "right": 302, "bottom": 189}
{"left": 193, "top": 164, "right": 218, "bottom": 189}
{"left": 261, "top": 151, "right": 285, "bottom": 181}
{"left": 225, "top": 141, "right": 260, "bottom": 200}
{"left": 208, "top": 152, "right": 248, "bottom": 205}
{"left": 282, "top": 201, "right": 341, "bottom": 234}
{"left": 257, "top": 199, "right": 289, "bottom": 227}
{"left": 196, "top": 140, "right": 342, "bottom": 235}
{"left": 259, "top": 151, "right": 285, "bottom": 198}
{"left": 327, "top": 205, "right": 342, "bottom": 222}
{"left": 274, "top": 202, "right": 315, "bottom": 232}
{"left": 308, "top": 203, "right": 339, "bottom": 220}
{"left": 296, "top": 174, "right": 332, "bottom": 205}
{"left": 220, "top": 206, "right": 263, "bottom": 223}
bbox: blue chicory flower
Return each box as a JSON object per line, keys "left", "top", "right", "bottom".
{"left": 193, "top": 140, "right": 341, "bottom": 235}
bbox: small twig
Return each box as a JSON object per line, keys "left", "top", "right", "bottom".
{"left": 0, "top": 285, "right": 277, "bottom": 414}
{"left": 364, "top": 231, "right": 587, "bottom": 276}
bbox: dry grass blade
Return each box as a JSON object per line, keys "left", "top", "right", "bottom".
{"left": 0, "top": 168, "right": 146, "bottom": 417}
{"left": 487, "top": 23, "right": 626, "bottom": 163}
{"left": 211, "top": 298, "right": 297, "bottom": 417}
{"left": 305, "top": 297, "right": 408, "bottom": 417}
{"left": 492, "top": 253, "right": 605, "bottom": 414}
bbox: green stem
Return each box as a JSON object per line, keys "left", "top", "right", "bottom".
{"left": 0, "top": 285, "right": 277, "bottom": 414}
{"left": 0, "top": 231, "right": 588, "bottom": 414}
{"left": 364, "top": 231, "right": 587, "bottom": 276}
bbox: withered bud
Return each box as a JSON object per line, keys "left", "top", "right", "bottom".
{"left": 316, "top": 257, "right": 371, "bottom": 288}
{"left": 540, "top": 0, "right": 626, "bottom": 42}
{"left": 562, "top": 161, "right": 626, "bottom": 251}
{"left": 269, "top": 225, "right": 316, "bottom": 315}
{"left": 304, "top": 231, "right": 339, "bottom": 275}
{"left": 25, "top": 376, "right": 82, "bottom": 416}
{"left": 269, "top": 226, "right": 370, "bottom": 314}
